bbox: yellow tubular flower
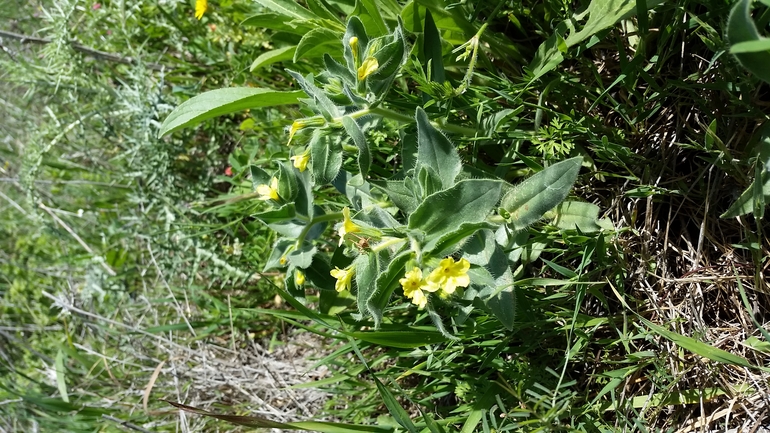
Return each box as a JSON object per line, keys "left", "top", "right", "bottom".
{"left": 348, "top": 37, "right": 359, "bottom": 64}
{"left": 290, "top": 151, "right": 310, "bottom": 172}
{"left": 357, "top": 57, "right": 379, "bottom": 81}
{"left": 330, "top": 267, "right": 355, "bottom": 292}
{"left": 338, "top": 207, "right": 361, "bottom": 244}
{"left": 295, "top": 270, "right": 306, "bottom": 286}
{"left": 256, "top": 177, "right": 280, "bottom": 201}
{"left": 427, "top": 257, "right": 470, "bottom": 296}
{"left": 195, "top": 0, "right": 207, "bottom": 19}
{"left": 399, "top": 267, "right": 438, "bottom": 309}
{"left": 287, "top": 120, "right": 303, "bottom": 145}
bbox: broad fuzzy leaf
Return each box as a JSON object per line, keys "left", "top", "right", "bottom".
{"left": 344, "top": 17, "right": 370, "bottom": 72}
{"left": 501, "top": 157, "right": 582, "bottom": 231}
{"left": 415, "top": 107, "right": 461, "bottom": 190}
{"left": 159, "top": 88, "right": 303, "bottom": 137}
{"left": 549, "top": 200, "right": 609, "bottom": 232}
{"left": 354, "top": 253, "right": 379, "bottom": 317}
{"left": 288, "top": 244, "right": 317, "bottom": 269}
{"left": 352, "top": 0, "right": 389, "bottom": 37}
{"left": 366, "top": 251, "right": 411, "bottom": 328}
{"left": 310, "top": 131, "right": 344, "bottom": 185}
{"left": 250, "top": 46, "right": 296, "bottom": 71}
{"left": 728, "top": 0, "right": 770, "bottom": 84}
{"left": 252, "top": 0, "right": 316, "bottom": 20}
{"left": 342, "top": 116, "right": 372, "bottom": 177}
{"left": 295, "top": 28, "right": 343, "bottom": 62}
{"left": 408, "top": 179, "right": 503, "bottom": 238}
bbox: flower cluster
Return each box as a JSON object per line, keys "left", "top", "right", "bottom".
{"left": 399, "top": 257, "right": 470, "bottom": 309}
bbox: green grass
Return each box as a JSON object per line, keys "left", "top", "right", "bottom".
{"left": 3, "top": 0, "right": 770, "bottom": 432}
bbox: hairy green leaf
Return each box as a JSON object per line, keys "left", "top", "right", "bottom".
{"left": 295, "top": 28, "right": 343, "bottom": 62}
{"left": 367, "top": 251, "right": 411, "bottom": 328}
{"left": 250, "top": 46, "right": 297, "bottom": 71}
{"left": 728, "top": 0, "right": 770, "bottom": 84}
{"left": 415, "top": 107, "right": 461, "bottom": 190}
{"left": 252, "top": 0, "right": 317, "bottom": 20}
{"left": 342, "top": 116, "right": 371, "bottom": 177}
{"left": 310, "top": 131, "right": 343, "bottom": 185}
{"left": 408, "top": 179, "right": 503, "bottom": 238}
{"left": 159, "top": 88, "right": 303, "bottom": 137}
{"left": 501, "top": 157, "right": 582, "bottom": 231}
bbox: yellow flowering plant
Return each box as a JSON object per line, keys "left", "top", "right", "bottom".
{"left": 160, "top": 10, "right": 596, "bottom": 337}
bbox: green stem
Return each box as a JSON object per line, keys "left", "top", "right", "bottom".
{"left": 296, "top": 212, "right": 343, "bottom": 247}
{"left": 364, "top": 107, "right": 478, "bottom": 137}
{"left": 370, "top": 237, "right": 406, "bottom": 253}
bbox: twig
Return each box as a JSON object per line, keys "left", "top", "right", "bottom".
{"left": 0, "top": 29, "right": 167, "bottom": 71}
{"left": 101, "top": 415, "right": 155, "bottom": 433}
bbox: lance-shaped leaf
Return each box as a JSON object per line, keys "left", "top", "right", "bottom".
{"left": 159, "top": 88, "right": 304, "bottom": 137}
{"left": 371, "top": 179, "right": 419, "bottom": 215}
{"left": 425, "top": 222, "right": 496, "bottom": 257}
{"left": 264, "top": 238, "right": 294, "bottom": 271}
{"left": 415, "top": 107, "right": 461, "bottom": 190}
{"left": 295, "top": 27, "right": 343, "bottom": 62}
{"left": 352, "top": 0, "right": 389, "bottom": 37}
{"left": 294, "top": 168, "right": 314, "bottom": 219}
{"left": 277, "top": 162, "right": 298, "bottom": 202}
{"left": 728, "top": 0, "right": 770, "bottom": 84}
{"left": 366, "top": 250, "right": 411, "bottom": 328}
{"left": 344, "top": 16, "right": 370, "bottom": 72}
{"left": 354, "top": 253, "right": 379, "bottom": 317}
{"left": 548, "top": 200, "right": 609, "bottom": 232}
{"left": 250, "top": 165, "right": 272, "bottom": 191}
{"left": 342, "top": 329, "right": 447, "bottom": 348}
{"left": 466, "top": 241, "right": 517, "bottom": 331}
{"left": 408, "top": 179, "right": 503, "bottom": 238}
{"left": 500, "top": 157, "right": 582, "bottom": 231}
{"left": 310, "top": 130, "right": 343, "bottom": 185}
{"left": 286, "top": 70, "right": 341, "bottom": 119}
{"left": 242, "top": 13, "right": 315, "bottom": 34}
{"left": 304, "top": 255, "right": 337, "bottom": 291}
{"left": 252, "top": 0, "right": 316, "bottom": 20}
{"left": 422, "top": 9, "right": 446, "bottom": 85}
{"left": 342, "top": 116, "right": 372, "bottom": 177}
{"left": 368, "top": 20, "right": 408, "bottom": 97}
{"left": 722, "top": 130, "right": 770, "bottom": 218}
{"left": 250, "top": 46, "right": 296, "bottom": 71}
{"left": 324, "top": 54, "right": 355, "bottom": 85}
{"left": 288, "top": 244, "right": 317, "bottom": 269}
{"left": 254, "top": 204, "right": 296, "bottom": 225}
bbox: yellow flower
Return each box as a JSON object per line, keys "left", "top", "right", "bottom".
{"left": 256, "top": 177, "right": 280, "bottom": 201}
{"left": 286, "top": 117, "right": 326, "bottom": 145}
{"left": 338, "top": 207, "right": 361, "bottom": 244}
{"left": 290, "top": 151, "right": 310, "bottom": 172}
{"left": 195, "top": 0, "right": 207, "bottom": 20}
{"left": 427, "top": 257, "right": 470, "bottom": 296}
{"left": 357, "top": 57, "right": 379, "bottom": 81}
{"left": 287, "top": 120, "right": 303, "bottom": 145}
{"left": 399, "top": 267, "right": 438, "bottom": 309}
{"left": 348, "top": 37, "right": 359, "bottom": 64}
{"left": 330, "top": 267, "right": 355, "bottom": 292}
{"left": 295, "top": 269, "right": 306, "bottom": 286}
